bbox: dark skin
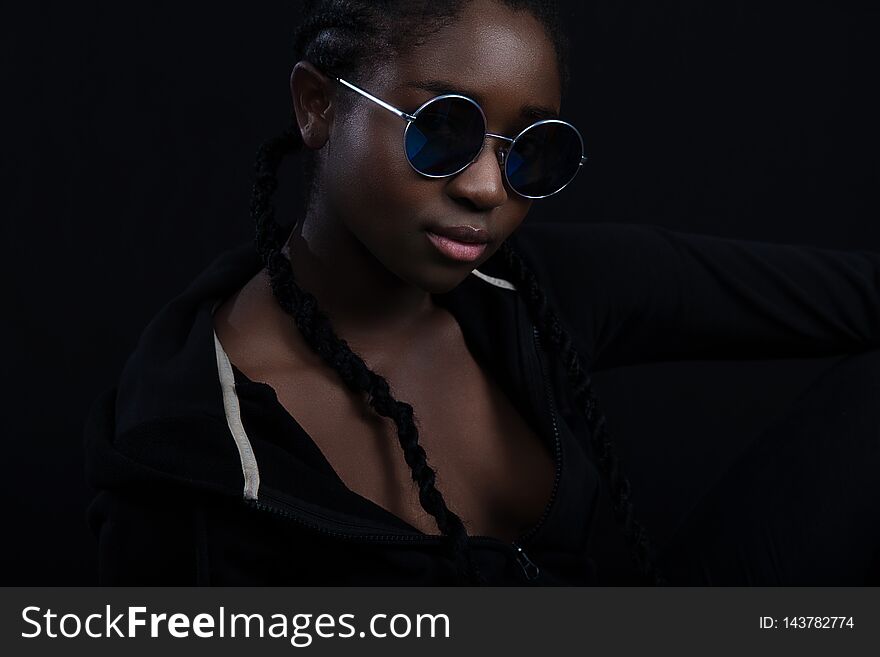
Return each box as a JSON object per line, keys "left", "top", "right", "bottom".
{"left": 214, "top": 0, "right": 562, "bottom": 541}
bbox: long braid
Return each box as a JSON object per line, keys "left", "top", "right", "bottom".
{"left": 250, "top": 123, "right": 485, "bottom": 584}
{"left": 499, "top": 240, "right": 667, "bottom": 585}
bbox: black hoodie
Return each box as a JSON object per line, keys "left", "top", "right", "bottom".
{"left": 83, "top": 221, "right": 880, "bottom": 585}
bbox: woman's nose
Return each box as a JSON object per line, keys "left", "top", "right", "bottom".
{"left": 445, "top": 135, "right": 509, "bottom": 210}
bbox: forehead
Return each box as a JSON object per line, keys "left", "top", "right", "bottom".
{"left": 388, "top": 1, "right": 561, "bottom": 118}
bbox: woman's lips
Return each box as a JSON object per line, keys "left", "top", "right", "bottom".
{"left": 426, "top": 231, "right": 488, "bottom": 262}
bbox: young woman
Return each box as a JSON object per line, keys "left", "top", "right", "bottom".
{"left": 84, "top": 0, "right": 880, "bottom": 585}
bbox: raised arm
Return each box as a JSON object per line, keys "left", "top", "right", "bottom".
{"left": 512, "top": 221, "right": 880, "bottom": 371}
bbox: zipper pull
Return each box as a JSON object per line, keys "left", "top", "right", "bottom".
{"left": 512, "top": 542, "right": 540, "bottom": 581}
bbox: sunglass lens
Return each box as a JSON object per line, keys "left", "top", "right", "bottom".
{"left": 405, "top": 97, "right": 485, "bottom": 176}
{"left": 506, "top": 122, "right": 584, "bottom": 197}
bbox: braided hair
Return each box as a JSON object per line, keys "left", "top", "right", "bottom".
{"left": 251, "top": 0, "right": 666, "bottom": 585}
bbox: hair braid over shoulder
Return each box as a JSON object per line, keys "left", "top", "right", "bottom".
{"left": 251, "top": 122, "right": 485, "bottom": 584}
{"left": 499, "top": 240, "right": 667, "bottom": 585}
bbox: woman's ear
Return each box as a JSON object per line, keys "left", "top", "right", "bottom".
{"left": 290, "top": 61, "right": 335, "bottom": 150}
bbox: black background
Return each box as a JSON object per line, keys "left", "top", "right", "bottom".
{"left": 3, "top": 1, "right": 878, "bottom": 584}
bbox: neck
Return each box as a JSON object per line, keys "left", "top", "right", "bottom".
{"left": 279, "top": 213, "right": 436, "bottom": 346}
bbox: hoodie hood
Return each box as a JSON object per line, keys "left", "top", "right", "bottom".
{"left": 84, "top": 241, "right": 265, "bottom": 502}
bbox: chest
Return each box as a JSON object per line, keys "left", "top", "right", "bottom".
{"left": 267, "top": 333, "right": 557, "bottom": 544}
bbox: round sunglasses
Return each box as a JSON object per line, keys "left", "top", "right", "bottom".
{"left": 334, "top": 77, "right": 588, "bottom": 199}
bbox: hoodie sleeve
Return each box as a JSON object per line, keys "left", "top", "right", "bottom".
{"left": 83, "top": 385, "right": 206, "bottom": 584}
{"left": 513, "top": 221, "right": 880, "bottom": 371}
{"left": 87, "top": 490, "right": 204, "bottom": 585}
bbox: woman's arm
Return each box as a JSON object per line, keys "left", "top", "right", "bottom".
{"left": 513, "top": 221, "right": 880, "bottom": 371}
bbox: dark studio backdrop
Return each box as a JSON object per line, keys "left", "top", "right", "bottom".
{"left": 3, "top": 0, "right": 878, "bottom": 584}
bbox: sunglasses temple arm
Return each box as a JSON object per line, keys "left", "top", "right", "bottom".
{"left": 334, "top": 77, "right": 417, "bottom": 122}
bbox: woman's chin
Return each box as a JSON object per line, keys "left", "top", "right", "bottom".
{"left": 397, "top": 262, "right": 473, "bottom": 296}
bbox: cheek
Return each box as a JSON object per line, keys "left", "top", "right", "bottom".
{"left": 326, "top": 120, "right": 435, "bottom": 240}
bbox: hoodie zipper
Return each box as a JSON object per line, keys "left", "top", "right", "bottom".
{"left": 511, "top": 324, "right": 564, "bottom": 578}
{"left": 246, "top": 322, "right": 563, "bottom": 583}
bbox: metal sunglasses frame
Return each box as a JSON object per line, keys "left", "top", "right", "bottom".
{"left": 334, "top": 76, "right": 588, "bottom": 199}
